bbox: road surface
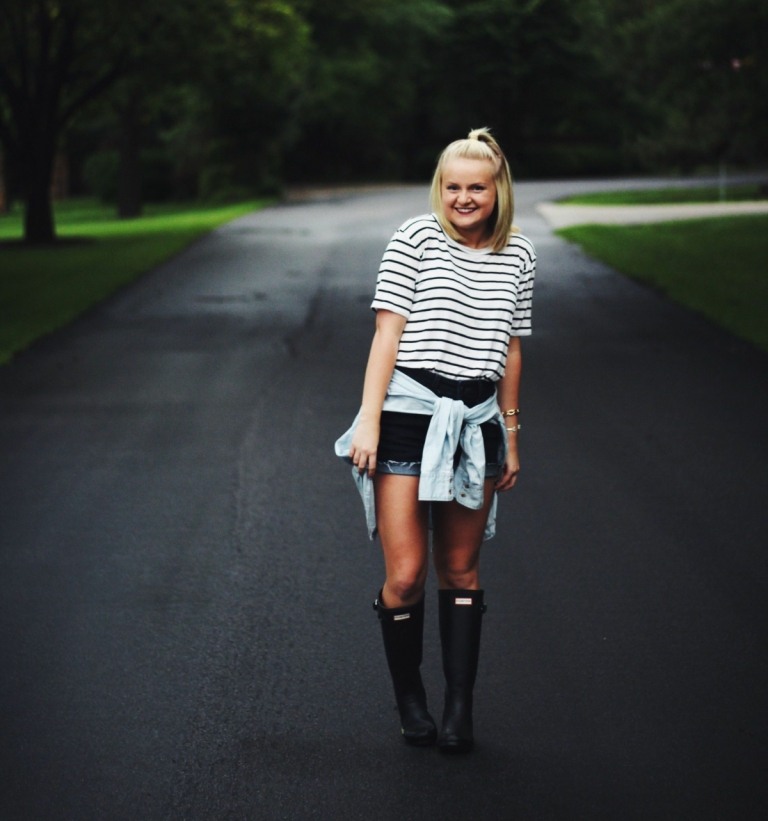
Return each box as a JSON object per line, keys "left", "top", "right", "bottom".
{"left": 1, "top": 180, "right": 767, "bottom": 819}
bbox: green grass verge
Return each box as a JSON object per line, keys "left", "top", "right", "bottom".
{"left": 557, "top": 215, "right": 768, "bottom": 353}
{"left": 560, "top": 183, "right": 765, "bottom": 206}
{"left": 0, "top": 199, "right": 270, "bottom": 364}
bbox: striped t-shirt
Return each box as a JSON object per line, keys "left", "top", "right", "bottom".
{"left": 371, "top": 213, "right": 536, "bottom": 380}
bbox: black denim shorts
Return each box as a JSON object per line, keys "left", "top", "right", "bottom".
{"left": 377, "top": 368, "right": 502, "bottom": 477}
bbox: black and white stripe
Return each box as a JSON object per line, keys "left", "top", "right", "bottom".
{"left": 371, "top": 214, "right": 535, "bottom": 379}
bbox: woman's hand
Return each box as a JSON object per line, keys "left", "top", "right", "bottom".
{"left": 349, "top": 417, "right": 380, "bottom": 477}
{"left": 495, "top": 441, "right": 520, "bottom": 491}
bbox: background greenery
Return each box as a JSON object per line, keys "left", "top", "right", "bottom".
{"left": 1, "top": 2, "right": 766, "bottom": 359}
{"left": 1, "top": 0, "right": 767, "bottom": 242}
{"left": 3, "top": 191, "right": 766, "bottom": 364}
{"left": 0, "top": 200, "right": 268, "bottom": 363}
{"left": 558, "top": 214, "right": 768, "bottom": 353}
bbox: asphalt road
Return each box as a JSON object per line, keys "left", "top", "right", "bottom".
{"left": 1, "top": 180, "right": 767, "bottom": 820}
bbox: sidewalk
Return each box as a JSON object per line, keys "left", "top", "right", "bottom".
{"left": 536, "top": 200, "right": 768, "bottom": 229}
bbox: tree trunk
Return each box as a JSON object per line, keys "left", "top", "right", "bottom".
{"left": 117, "top": 97, "right": 143, "bottom": 218}
{"left": 24, "top": 180, "right": 56, "bottom": 244}
{"left": 22, "top": 134, "right": 57, "bottom": 244}
{"left": 0, "top": 151, "right": 7, "bottom": 214}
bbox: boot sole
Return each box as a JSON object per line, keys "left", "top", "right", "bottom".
{"left": 402, "top": 730, "right": 437, "bottom": 746}
{"left": 437, "top": 739, "right": 473, "bottom": 754}
{"left": 404, "top": 737, "right": 437, "bottom": 747}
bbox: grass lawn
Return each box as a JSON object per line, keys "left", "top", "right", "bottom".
{"left": 3, "top": 194, "right": 766, "bottom": 365}
{"left": 0, "top": 199, "right": 270, "bottom": 364}
{"left": 560, "top": 183, "right": 766, "bottom": 206}
{"left": 558, "top": 215, "right": 768, "bottom": 353}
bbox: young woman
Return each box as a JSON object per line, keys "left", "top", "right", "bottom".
{"left": 335, "top": 128, "right": 535, "bottom": 752}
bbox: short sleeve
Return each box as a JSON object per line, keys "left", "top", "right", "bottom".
{"left": 370, "top": 228, "right": 421, "bottom": 318}
{"left": 509, "top": 239, "right": 536, "bottom": 336}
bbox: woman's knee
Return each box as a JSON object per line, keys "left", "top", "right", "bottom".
{"left": 384, "top": 568, "right": 427, "bottom": 605}
{"left": 433, "top": 550, "right": 480, "bottom": 590}
{"left": 438, "top": 566, "right": 479, "bottom": 590}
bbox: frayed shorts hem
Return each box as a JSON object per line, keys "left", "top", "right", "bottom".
{"left": 377, "top": 460, "right": 501, "bottom": 479}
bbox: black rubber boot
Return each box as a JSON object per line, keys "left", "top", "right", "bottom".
{"left": 374, "top": 591, "right": 437, "bottom": 746}
{"left": 437, "top": 588, "right": 485, "bottom": 754}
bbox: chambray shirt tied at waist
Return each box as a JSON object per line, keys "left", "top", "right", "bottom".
{"left": 334, "top": 368, "right": 507, "bottom": 541}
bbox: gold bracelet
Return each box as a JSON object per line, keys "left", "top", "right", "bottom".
{"left": 501, "top": 408, "right": 520, "bottom": 417}
{"left": 506, "top": 424, "right": 521, "bottom": 433}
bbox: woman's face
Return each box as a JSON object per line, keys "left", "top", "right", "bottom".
{"left": 440, "top": 157, "right": 497, "bottom": 246}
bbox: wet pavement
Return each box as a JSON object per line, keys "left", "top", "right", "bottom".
{"left": 1, "top": 179, "right": 767, "bottom": 820}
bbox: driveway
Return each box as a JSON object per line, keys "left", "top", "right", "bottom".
{"left": 1, "top": 179, "right": 766, "bottom": 820}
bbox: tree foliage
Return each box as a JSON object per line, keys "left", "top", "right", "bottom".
{"left": 581, "top": 0, "right": 768, "bottom": 169}
{"left": 286, "top": 0, "right": 453, "bottom": 181}
{"left": 1, "top": 0, "right": 766, "bottom": 242}
{"left": 428, "top": 0, "right": 622, "bottom": 176}
{"left": 0, "top": 0, "right": 309, "bottom": 240}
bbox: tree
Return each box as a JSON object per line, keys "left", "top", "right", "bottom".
{"left": 187, "top": 0, "right": 310, "bottom": 198}
{"left": 580, "top": 0, "right": 768, "bottom": 171}
{"left": 423, "top": 0, "right": 627, "bottom": 177}
{"left": 0, "top": 0, "right": 141, "bottom": 242}
{"left": 287, "top": 0, "right": 628, "bottom": 181}
{"left": 286, "top": 0, "right": 453, "bottom": 182}
{"left": 100, "top": 0, "right": 309, "bottom": 213}
{"left": 0, "top": 0, "right": 311, "bottom": 240}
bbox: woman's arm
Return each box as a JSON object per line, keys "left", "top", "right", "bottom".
{"left": 349, "top": 309, "right": 407, "bottom": 476}
{"left": 495, "top": 335, "right": 522, "bottom": 491}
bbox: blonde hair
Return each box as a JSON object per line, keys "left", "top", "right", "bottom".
{"left": 429, "top": 127, "right": 515, "bottom": 253}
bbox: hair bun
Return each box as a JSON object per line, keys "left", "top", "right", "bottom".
{"left": 468, "top": 127, "right": 500, "bottom": 155}
{"left": 468, "top": 127, "right": 491, "bottom": 141}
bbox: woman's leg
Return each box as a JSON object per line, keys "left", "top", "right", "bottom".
{"left": 431, "top": 478, "right": 496, "bottom": 589}
{"left": 373, "top": 473, "right": 436, "bottom": 745}
{"left": 375, "top": 474, "right": 430, "bottom": 607}
{"left": 431, "top": 479, "right": 496, "bottom": 753}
